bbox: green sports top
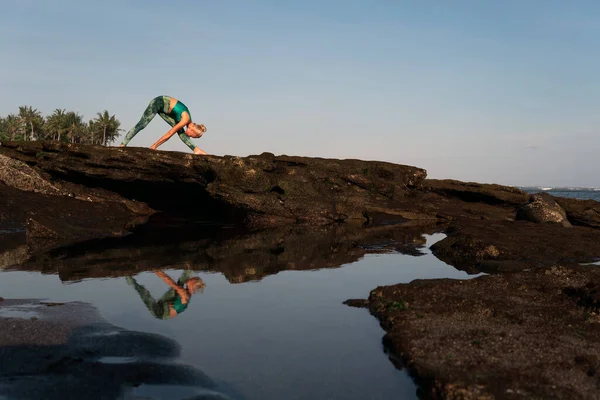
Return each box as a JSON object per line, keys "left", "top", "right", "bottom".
{"left": 171, "top": 295, "right": 189, "bottom": 314}
{"left": 169, "top": 100, "right": 191, "bottom": 123}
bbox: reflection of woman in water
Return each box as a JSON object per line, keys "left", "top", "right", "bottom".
{"left": 126, "top": 270, "right": 205, "bottom": 320}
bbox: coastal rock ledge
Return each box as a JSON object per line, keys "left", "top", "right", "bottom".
{"left": 2, "top": 140, "right": 600, "bottom": 266}
{"left": 3, "top": 141, "right": 600, "bottom": 399}
{"left": 0, "top": 141, "right": 429, "bottom": 230}
{"left": 348, "top": 265, "right": 600, "bottom": 399}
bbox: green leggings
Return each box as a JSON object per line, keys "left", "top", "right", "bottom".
{"left": 121, "top": 96, "right": 196, "bottom": 151}
{"left": 125, "top": 271, "right": 193, "bottom": 320}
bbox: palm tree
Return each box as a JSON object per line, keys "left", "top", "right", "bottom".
{"left": 5, "top": 114, "right": 23, "bottom": 141}
{"left": 18, "top": 105, "right": 44, "bottom": 141}
{"left": 93, "top": 110, "right": 122, "bottom": 146}
{"left": 63, "top": 111, "right": 86, "bottom": 144}
{"left": 87, "top": 119, "right": 97, "bottom": 144}
{"left": 45, "top": 109, "right": 68, "bottom": 142}
{"left": 0, "top": 117, "right": 5, "bottom": 140}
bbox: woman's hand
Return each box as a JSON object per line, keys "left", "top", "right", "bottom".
{"left": 193, "top": 147, "right": 207, "bottom": 155}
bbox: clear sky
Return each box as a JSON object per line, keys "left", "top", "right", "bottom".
{"left": 1, "top": 1, "right": 599, "bottom": 187}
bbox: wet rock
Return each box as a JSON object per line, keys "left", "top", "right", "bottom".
{"left": 26, "top": 217, "right": 60, "bottom": 249}
{"left": 0, "top": 245, "right": 29, "bottom": 270}
{"left": 0, "top": 141, "right": 429, "bottom": 229}
{"left": 430, "top": 220, "right": 600, "bottom": 274}
{"left": 425, "top": 179, "right": 529, "bottom": 206}
{"left": 343, "top": 299, "right": 370, "bottom": 308}
{"left": 516, "top": 193, "right": 572, "bottom": 227}
{"left": 430, "top": 232, "right": 500, "bottom": 271}
{"left": 355, "top": 265, "right": 600, "bottom": 400}
{"left": 563, "top": 281, "right": 600, "bottom": 313}
{"left": 0, "top": 185, "right": 145, "bottom": 252}
{"left": 0, "top": 154, "right": 60, "bottom": 195}
{"left": 555, "top": 197, "right": 600, "bottom": 229}
{"left": 1, "top": 141, "right": 600, "bottom": 272}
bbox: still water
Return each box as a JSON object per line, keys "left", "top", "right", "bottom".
{"left": 0, "top": 231, "right": 477, "bottom": 400}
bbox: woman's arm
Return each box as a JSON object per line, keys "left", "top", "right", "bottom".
{"left": 154, "top": 271, "right": 190, "bottom": 302}
{"left": 150, "top": 113, "right": 190, "bottom": 150}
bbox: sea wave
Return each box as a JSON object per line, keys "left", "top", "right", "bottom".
{"left": 521, "top": 187, "right": 600, "bottom": 192}
{"left": 518, "top": 186, "right": 600, "bottom": 201}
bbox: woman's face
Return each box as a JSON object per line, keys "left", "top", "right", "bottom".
{"left": 186, "top": 277, "right": 206, "bottom": 294}
{"left": 187, "top": 124, "right": 205, "bottom": 138}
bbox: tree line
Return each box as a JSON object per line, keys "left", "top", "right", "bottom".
{"left": 0, "top": 106, "right": 123, "bottom": 146}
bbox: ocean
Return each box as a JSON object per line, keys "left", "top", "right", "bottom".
{"left": 519, "top": 187, "right": 600, "bottom": 202}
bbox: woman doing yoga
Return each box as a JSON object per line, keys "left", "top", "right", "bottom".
{"left": 120, "top": 95, "right": 208, "bottom": 154}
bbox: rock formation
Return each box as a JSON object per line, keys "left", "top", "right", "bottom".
{"left": 516, "top": 192, "right": 572, "bottom": 227}
{"left": 2, "top": 140, "right": 600, "bottom": 399}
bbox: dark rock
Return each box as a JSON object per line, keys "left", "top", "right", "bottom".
{"left": 0, "top": 154, "right": 61, "bottom": 195}
{"left": 0, "top": 184, "right": 148, "bottom": 252}
{"left": 516, "top": 192, "right": 572, "bottom": 227}
{"left": 430, "top": 219, "right": 600, "bottom": 274}
{"left": 356, "top": 265, "right": 600, "bottom": 399}
{"left": 555, "top": 197, "right": 600, "bottom": 229}
{"left": 26, "top": 217, "right": 60, "bottom": 250}
{"left": 563, "top": 282, "right": 600, "bottom": 313}
{"left": 1, "top": 141, "right": 600, "bottom": 273}
{"left": 425, "top": 179, "right": 529, "bottom": 206}
{"left": 0, "top": 141, "right": 429, "bottom": 229}
{"left": 343, "top": 299, "right": 369, "bottom": 308}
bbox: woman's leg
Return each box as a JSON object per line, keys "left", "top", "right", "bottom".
{"left": 125, "top": 276, "right": 170, "bottom": 319}
{"left": 158, "top": 113, "right": 197, "bottom": 151}
{"left": 120, "top": 97, "right": 164, "bottom": 146}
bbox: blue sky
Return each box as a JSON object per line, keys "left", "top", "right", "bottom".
{"left": 1, "top": 1, "right": 599, "bottom": 187}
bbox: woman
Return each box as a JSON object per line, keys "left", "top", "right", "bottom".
{"left": 125, "top": 270, "right": 205, "bottom": 320}
{"left": 120, "top": 95, "right": 208, "bottom": 154}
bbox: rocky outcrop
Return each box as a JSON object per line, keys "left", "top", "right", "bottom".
{"left": 2, "top": 141, "right": 600, "bottom": 400}
{"left": 0, "top": 184, "right": 150, "bottom": 253}
{"left": 347, "top": 265, "right": 600, "bottom": 399}
{"left": 0, "top": 141, "right": 429, "bottom": 228}
{"left": 0, "top": 154, "right": 61, "bottom": 195}
{"left": 516, "top": 192, "right": 572, "bottom": 227}
{"left": 555, "top": 197, "right": 600, "bottom": 229}
{"left": 425, "top": 179, "right": 529, "bottom": 206}
{"left": 1, "top": 141, "right": 600, "bottom": 271}
{"left": 430, "top": 219, "right": 600, "bottom": 274}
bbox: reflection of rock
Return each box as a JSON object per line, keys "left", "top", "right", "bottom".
{"left": 0, "top": 299, "right": 241, "bottom": 400}
{"left": 0, "top": 245, "right": 29, "bottom": 270}
{"left": 516, "top": 193, "right": 572, "bottom": 227}
{"left": 26, "top": 217, "right": 60, "bottom": 250}
{"left": 7, "top": 218, "right": 436, "bottom": 283}
{"left": 351, "top": 265, "right": 600, "bottom": 400}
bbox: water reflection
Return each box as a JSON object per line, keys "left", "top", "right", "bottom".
{"left": 0, "top": 299, "right": 242, "bottom": 400}
{"left": 4, "top": 221, "right": 441, "bottom": 283}
{"left": 127, "top": 269, "right": 205, "bottom": 320}
{"left": 0, "top": 221, "right": 465, "bottom": 400}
